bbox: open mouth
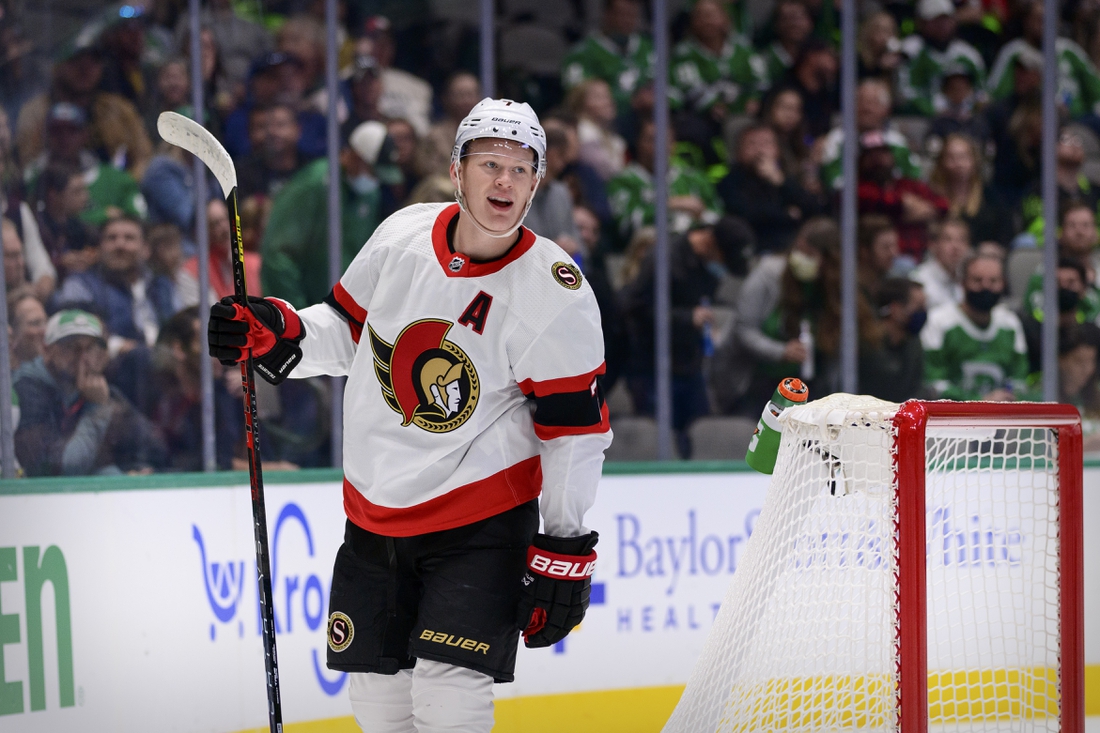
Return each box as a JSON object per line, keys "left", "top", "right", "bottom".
{"left": 487, "top": 196, "right": 513, "bottom": 212}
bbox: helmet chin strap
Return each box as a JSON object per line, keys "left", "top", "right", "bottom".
{"left": 454, "top": 165, "right": 541, "bottom": 240}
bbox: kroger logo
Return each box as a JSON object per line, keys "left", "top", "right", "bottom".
{"left": 192, "top": 502, "right": 346, "bottom": 696}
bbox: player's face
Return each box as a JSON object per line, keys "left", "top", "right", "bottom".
{"left": 453, "top": 138, "right": 538, "bottom": 233}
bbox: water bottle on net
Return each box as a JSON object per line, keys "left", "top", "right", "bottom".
{"left": 745, "top": 377, "right": 810, "bottom": 474}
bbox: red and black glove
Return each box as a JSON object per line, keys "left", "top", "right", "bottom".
{"left": 208, "top": 296, "right": 305, "bottom": 385}
{"left": 517, "top": 531, "right": 598, "bottom": 648}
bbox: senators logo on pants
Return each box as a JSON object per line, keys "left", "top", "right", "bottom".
{"left": 369, "top": 319, "right": 479, "bottom": 433}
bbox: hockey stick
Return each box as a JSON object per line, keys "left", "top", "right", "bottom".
{"left": 157, "top": 111, "right": 283, "bottom": 733}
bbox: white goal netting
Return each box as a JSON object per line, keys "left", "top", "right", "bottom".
{"left": 662, "top": 394, "right": 1064, "bottom": 733}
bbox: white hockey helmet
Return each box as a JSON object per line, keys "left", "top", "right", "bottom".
{"left": 451, "top": 98, "right": 547, "bottom": 179}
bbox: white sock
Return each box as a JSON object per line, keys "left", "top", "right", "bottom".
{"left": 348, "top": 670, "right": 416, "bottom": 733}
{"left": 410, "top": 659, "right": 495, "bottom": 733}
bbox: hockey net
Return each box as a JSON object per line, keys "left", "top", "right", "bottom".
{"left": 662, "top": 395, "right": 1083, "bottom": 733}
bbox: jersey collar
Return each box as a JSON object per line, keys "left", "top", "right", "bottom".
{"left": 431, "top": 203, "right": 537, "bottom": 278}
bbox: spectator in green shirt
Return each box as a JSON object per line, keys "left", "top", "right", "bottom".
{"left": 561, "top": 0, "right": 654, "bottom": 126}
{"left": 988, "top": 0, "right": 1100, "bottom": 122}
{"left": 922, "top": 253, "right": 1029, "bottom": 400}
{"left": 897, "top": 0, "right": 987, "bottom": 117}
{"left": 23, "top": 103, "right": 147, "bottom": 228}
{"left": 670, "top": 0, "right": 765, "bottom": 167}
{"left": 1023, "top": 202, "right": 1100, "bottom": 327}
{"left": 757, "top": 0, "right": 815, "bottom": 92}
{"left": 606, "top": 117, "right": 723, "bottom": 249}
{"left": 261, "top": 121, "right": 402, "bottom": 309}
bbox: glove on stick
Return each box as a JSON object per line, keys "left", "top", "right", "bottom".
{"left": 208, "top": 296, "right": 305, "bottom": 385}
{"left": 518, "top": 531, "right": 598, "bottom": 648}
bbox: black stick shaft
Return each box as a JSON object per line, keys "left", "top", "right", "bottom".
{"left": 227, "top": 189, "right": 283, "bottom": 732}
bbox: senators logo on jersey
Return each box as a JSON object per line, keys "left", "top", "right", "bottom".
{"left": 369, "top": 319, "right": 480, "bottom": 433}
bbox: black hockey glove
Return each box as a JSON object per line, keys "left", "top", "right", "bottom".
{"left": 517, "top": 531, "right": 598, "bottom": 648}
{"left": 208, "top": 296, "right": 305, "bottom": 385}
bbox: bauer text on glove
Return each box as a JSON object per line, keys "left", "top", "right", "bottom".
{"left": 208, "top": 296, "right": 306, "bottom": 384}
{"left": 517, "top": 531, "right": 598, "bottom": 648}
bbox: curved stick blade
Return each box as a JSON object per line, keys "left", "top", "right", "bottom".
{"left": 157, "top": 111, "right": 237, "bottom": 196}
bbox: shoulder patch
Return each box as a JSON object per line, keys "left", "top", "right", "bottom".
{"left": 551, "top": 261, "right": 582, "bottom": 290}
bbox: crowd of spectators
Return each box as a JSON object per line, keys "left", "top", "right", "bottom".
{"left": 5, "top": 0, "right": 1100, "bottom": 475}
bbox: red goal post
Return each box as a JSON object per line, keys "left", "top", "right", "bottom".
{"left": 894, "top": 401, "right": 1084, "bottom": 733}
{"left": 661, "top": 396, "right": 1085, "bottom": 733}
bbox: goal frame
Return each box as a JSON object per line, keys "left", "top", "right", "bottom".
{"left": 893, "top": 400, "right": 1085, "bottom": 733}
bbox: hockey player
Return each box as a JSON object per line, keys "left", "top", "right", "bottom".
{"left": 208, "top": 98, "right": 611, "bottom": 732}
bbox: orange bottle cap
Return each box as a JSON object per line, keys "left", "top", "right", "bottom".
{"left": 778, "top": 377, "right": 809, "bottom": 403}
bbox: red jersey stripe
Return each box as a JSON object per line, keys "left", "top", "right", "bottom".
{"left": 332, "top": 282, "right": 367, "bottom": 344}
{"left": 533, "top": 402, "right": 611, "bottom": 441}
{"left": 343, "top": 455, "right": 543, "bottom": 537}
{"left": 430, "top": 203, "right": 537, "bottom": 278}
{"left": 517, "top": 362, "right": 606, "bottom": 398}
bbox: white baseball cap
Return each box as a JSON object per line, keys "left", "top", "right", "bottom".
{"left": 45, "top": 309, "right": 105, "bottom": 346}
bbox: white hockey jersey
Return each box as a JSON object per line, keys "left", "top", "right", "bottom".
{"left": 293, "top": 203, "right": 612, "bottom": 538}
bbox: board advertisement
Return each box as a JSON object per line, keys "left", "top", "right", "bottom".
{"left": 0, "top": 467, "right": 1096, "bottom": 732}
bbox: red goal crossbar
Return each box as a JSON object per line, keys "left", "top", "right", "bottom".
{"left": 892, "top": 401, "right": 1084, "bottom": 733}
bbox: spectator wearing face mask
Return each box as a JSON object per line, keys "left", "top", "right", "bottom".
{"left": 910, "top": 218, "right": 973, "bottom": 310}
{"left": 1024, "top": 203, "right": 1100, "bottom": 326}
{"left": 261, "top": 121, "right": 401, "bottom": 309}
{"left": 718, "top": 217, "right": 875, "bottom": 414}
{"left": 922, "top": 253, "right": 1029, "bottom": 401}
{"left": 860, "top": 278, "right": 928, "bottom": 403}
{"left": 1020, "top": 258, "right": 1092, "bottom": 375}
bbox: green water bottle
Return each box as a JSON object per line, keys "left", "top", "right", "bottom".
{"left": 745, "top": 377, "right": 809, "bottom": 474}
